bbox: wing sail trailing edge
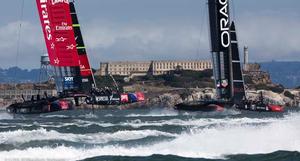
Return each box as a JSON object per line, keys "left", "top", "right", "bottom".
{"left": 69, "top": 2, "right": 95, "bottom": 92}
{"left": 230, "top": 22, "right": 246, "bottom": 103}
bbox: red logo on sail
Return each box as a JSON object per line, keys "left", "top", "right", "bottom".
{"left": 79, "top": 55, "right": 92, "bottom": 76}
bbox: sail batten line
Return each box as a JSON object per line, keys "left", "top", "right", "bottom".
{"left": 233, "top": 80, "right": 244, "bottom": 83}
{"left": 73, "top": 24, "right": 80, "bottom": 27}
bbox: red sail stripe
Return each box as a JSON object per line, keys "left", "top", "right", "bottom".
{"left": 36, "top": 0, "right": 79, "bottom": 67}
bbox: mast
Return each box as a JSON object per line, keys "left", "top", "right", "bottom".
{"left": 207, "top": 0, "right": 233, "bottom": 100}
{"left": 69, "top": 1, "right": 96, "bottom": 93}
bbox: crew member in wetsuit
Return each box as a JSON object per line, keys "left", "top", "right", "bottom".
{"left": 241, "top": 96, "right": 247, "bottom": 109}
{"left": 31, "top": 95, "right": 35, "bottom": 102}
{"left": 37, "top": 94, "right": 41, "bottom": 101}
{"left": 21, "top": 94, "right": 25, "bottom": 102}
{"left": 105, "top": 88, "right": 112, "bottom": 96}
{"left": 44, "top": 91, "right": 48, "bottom": 99}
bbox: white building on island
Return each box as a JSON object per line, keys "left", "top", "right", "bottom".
{"left": 96, "top": 60, "right": 213, "bottom": 77}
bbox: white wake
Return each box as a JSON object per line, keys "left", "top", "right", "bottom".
{"left": 0, "top": 112, "right": 299, "bottom": 160}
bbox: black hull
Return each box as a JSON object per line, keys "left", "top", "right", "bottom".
{"left": 235, "top": 103, "right": 284, "bottom": 113}
{"left": 175, "top": 100, "right": 229, "bottom": 112}
{"left": 86, "top": 93, "right": 144, "bottom": 106}
{"left": 86, "top": 94, "right": 121, "bottom": 105}
{"left": 6, "top": 98, "right": 73, "bottom": 114}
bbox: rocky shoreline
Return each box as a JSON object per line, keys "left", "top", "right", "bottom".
{"left": 138, "top": 87, "right": 300, "bottom": 108}
{"left": 76, "top": 87, "right": 300, "bottom": 110}
{"left": 1, "top": 87, "right": 300, "bottom": 110}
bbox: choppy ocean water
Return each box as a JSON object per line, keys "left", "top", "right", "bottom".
{"left": 0, "top": 107, "right": 299, "bottom": 161}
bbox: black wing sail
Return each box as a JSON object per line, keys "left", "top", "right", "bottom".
{"left": 230, "top": 22, "right": 246, "bottom": 103}
{"left": 208, "top": 0, "right": 233, "bottom": 100}
{"left": 70, "top": 2, "right": 96, "bottom": 94}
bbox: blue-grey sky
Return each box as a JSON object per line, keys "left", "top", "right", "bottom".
{"left": 0, "top": 0, "right": 299, "bottom": 69}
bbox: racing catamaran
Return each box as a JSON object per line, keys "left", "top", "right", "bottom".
{"left": 7, "top": 0, "right": 144, "bottom": 114}
{"left": 175, "top": 0, "right": 283, "bottom": 112}
{"left": 175, "top": 0, "right": 234, "bottom": 111}
{"left": 7, "top": 0, "right": 80, "bottom": 114}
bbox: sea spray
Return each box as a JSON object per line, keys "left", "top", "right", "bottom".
{"left": 0, "top": 109, "right": 299, "bottom": 160}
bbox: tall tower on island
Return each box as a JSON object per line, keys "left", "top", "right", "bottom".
{"left": 39, "top": 54, "right": 54, "bottom": 83}
{"left": 243, "top": 46, "right": 249, "bottom": 71}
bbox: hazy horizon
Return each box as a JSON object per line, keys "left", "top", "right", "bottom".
{"left": 0, "top": 0, "right": 299, "bottom": 69}
{"left": 2, "top": 60, "right": 300, "bottom": 71}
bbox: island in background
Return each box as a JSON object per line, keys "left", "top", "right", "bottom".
{"left": 1, "top": 62, "right": 300, "bottom": 109}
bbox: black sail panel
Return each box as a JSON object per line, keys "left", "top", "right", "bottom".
{"left": 208, "top": 0, "right": 220, "bottom": 52}
{"left": 230, "top": 22, "right": 246, "bottom": 103}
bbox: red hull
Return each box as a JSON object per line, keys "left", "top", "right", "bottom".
{"left": 268, "top": 105, "right": 284, "bottom": 112}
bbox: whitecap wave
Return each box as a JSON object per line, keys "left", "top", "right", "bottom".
{"left": 56, "top": 115, "right": 278, "bottom": 130}
{"left": 117, "top": 116, "right": 279, "bottom": 129}
{"left": 0, "top": 128, "right": 176, "bottom": 145}
{"left": 40, "top": 114, "right": 70, "bottom": 118}
{"left": 0, "top": 122, "right": 34, "bottom": 128}
{"left": 78, "top": 113, "right": 98, "bottom": 119}
{"left": 0, "top": 112, "right": 13, "bottom": 120}
{"left": 126, "top": 109, "right": 179, "bottom": 117}
{"left": 105, "top": 114, "right": 113, "bottom": 117}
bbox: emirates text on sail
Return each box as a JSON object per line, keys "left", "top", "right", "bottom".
{"left": 39, "top": 1, "right": 52, "bottom": 40}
